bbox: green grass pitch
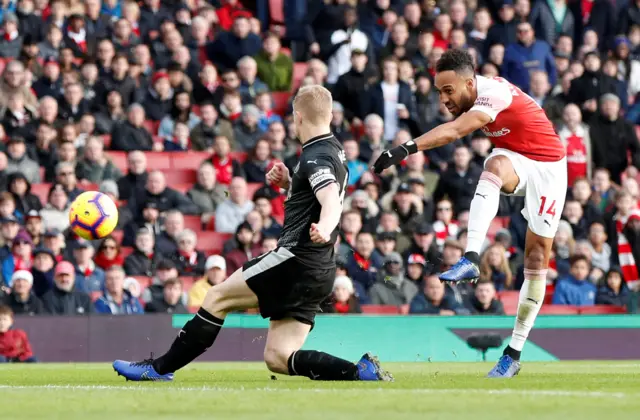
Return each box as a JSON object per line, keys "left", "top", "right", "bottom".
{"left": 1, "top": 362, "right": 639, "bottom": 419}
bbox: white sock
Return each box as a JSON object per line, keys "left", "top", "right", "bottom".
{"left": 509, "top": 269, "right": 546, "bottom": 351}
{"left": 466, "top": 171, "right": 502, "bottom": 255}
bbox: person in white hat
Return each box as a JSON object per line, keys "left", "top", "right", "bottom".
{"left": 187, "top": 255, "right": 226, "bottom": 307}
{"left": 6, "top": 270, "right": 43, "bottom": 315}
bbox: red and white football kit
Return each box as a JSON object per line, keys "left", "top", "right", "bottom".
{"left": 469, "top": 76, "right": 568, "bottom": 238}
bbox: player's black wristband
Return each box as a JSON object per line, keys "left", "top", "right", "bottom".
{"left": 401, "top": 140, "right": 418, "bottom": 155}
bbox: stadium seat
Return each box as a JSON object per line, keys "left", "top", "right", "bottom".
{"left": 0, "top": 58, "right": 7, "bottom": 75}
{"left": 539, "top": 305, "right": 579, "bottom": 315}
{"left": 271, "top": 92, "right": 290, "bottom": 116}
{"left": 102, "top": 134, "right": 112, "bottom": 149}
{"left": 205, "top": 214, "right": 215, "bottom": 231}
{"left": 107, "top": 151, "right": 128, "bottom": 173}
{"left": 497, "top": 290, "right": 519, "bottom": 316}
{"left": 268, "top": 0, "right": 284, "bottom": 24}
{"left": 229, "top": 151, "right": 248, "bottom": 164}
{"left": 31, "top": 183, "right": 51, "bottom": 204}
{"left": 132, "top": 276, "right": 152, "bottom": 289}
{"left": 178, "top": 276, "right": 195, "bottom": 291}
{"left": 110, "top": 230, "right": 124, "bottom": 244}
{"left": 143, "top": 120, "right": 160, "bottom": 135}
{"left": 145, "top": 152, "right": 172, "bottom": 170}
{"left": 247, "top": 182, "right": 266, "bottom": 199}
{"left": 197, "top": 232, "right": 233, "bottom": 254}
{"left": 578, "top": 305, "right": 627, "bottom": 315}
{"left": 360, "top": 305, "right": 400, "bottom": 314}
{"left": 192, "top": 105, "right": 201, "bottom": 116}
{"left": 292, "top": 62, "right": 308, "bottom": 91}
{"left": 170, "top": 183, "right": 192, "bottom": 194}
{"left": 171, "top": 152, "right": 211, "bottom": 169}
{"left": 495, "top": 216, "right": 511, "bottom": 228}
{"left": 183, "top": 214, "right": 203, "bottom": 231}
{"left": 166, "top": 169, "right": 197, "bottom": 185}
{"left": 120, "top": 247, "right": 134, "bottom": 258}
{"left": 487, "top": 218, "right": 505, "bottom": 241}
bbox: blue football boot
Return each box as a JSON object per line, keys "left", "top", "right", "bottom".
{"left": 356, "top": 353, "right": 394, "bottom": 381}
{"left": 487, "top": 355, "right": 521, "bottom": 378}
{"left": 113, "top": 358, "right": 174, "bottom": 382}
{"left": 439, "top": 256, "right": 480, "bottom": 283}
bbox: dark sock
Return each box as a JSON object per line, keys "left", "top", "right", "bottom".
{"left": 464, "top": 251, "right": 480, "bottom": 265}
{"left": 287, "top": 350, "right": 359, "bottom": 381}
{"left": 153, "top": 309, "right": 224, "bottom": 374}
{"left": 503, "top": 345, "right": 521, "bottom": 361}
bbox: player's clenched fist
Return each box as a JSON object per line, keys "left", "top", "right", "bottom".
{"left": 266, "top": 162, "right": 290, "bottom": 189}
{"left": 371, "top": 140, "right": 418, "bottom": 174}
{"left": 309, "top": 223, "right": 331, "bottom": 244}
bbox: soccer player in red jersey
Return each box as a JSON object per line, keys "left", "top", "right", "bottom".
{"left": 373, "top": 49, "right": 567, "bottom": 378}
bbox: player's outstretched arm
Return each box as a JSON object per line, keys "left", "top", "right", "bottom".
{"left": 309, "top": 182, "right": 341, "bottom": 244}
{"left": 372, "top": 111, "right": 491, "bottom": 173}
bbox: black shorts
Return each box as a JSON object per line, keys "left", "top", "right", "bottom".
{"left": 243, "top": 247, "right": 335, "bottom": 327}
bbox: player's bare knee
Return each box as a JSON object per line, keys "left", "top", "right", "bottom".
{"left": 263, "top": 346, "right": 290, "bottom": 374}
{"left": 525, "top": 243, "right": 546, "bottom": 270}
{"left": 201, "top": 286, "right": 228, "bottom": 315}
{"left": 484, "top": 156, "right": 508, "bottom": 178}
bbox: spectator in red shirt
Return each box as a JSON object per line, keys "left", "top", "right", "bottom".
{"left": 0, "top": 305, "right": 37, "bottom": 363}
{"left": 211, "top": 135, "right": 244, "bottom": 185}
{"left": 94, "top": 235, "right": 124, "bottom": 271}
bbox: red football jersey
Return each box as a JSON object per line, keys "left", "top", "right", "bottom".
{"left": 470, "top": 76, "right": 565, "bottom": 162}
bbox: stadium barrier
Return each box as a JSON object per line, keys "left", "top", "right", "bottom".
{"left": 14, "top": 314, "right": 640, "bottom": 362}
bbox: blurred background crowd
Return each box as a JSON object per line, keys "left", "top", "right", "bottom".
{"left": 0, "top": 0, "right": 640, "bottom": 330}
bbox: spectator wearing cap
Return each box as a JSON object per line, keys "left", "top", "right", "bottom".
{"left": 128, "top": 171, "right": 198, "bottom": 221}
{"left": 7, "top": 173, "right": 41, "bottom": 216}
{"left": 187, "top": 162, "right": 227, "bottom": 225}
{"left": 590, "top": 94, "right": 640, "bottom": 184}
{"left": 94, "top": 54, "right": 139, "bottom": 110}
{"left": 111, "top": 104, "right": 154, "bottom": 152}
{"left": 215, "top": 177, "right": 255, "bottom": 234}
{"left": 375, "top": 231, "right": 398, "bottom": 259}
{"left": 0, "top": 12, "right": 23, "bottom": 58}
{"left": 94, "top": 265, "right": 144, "bottom": 315}
{"left": 465, "top": 279, "right": 505, "bottom": 315}
{"left": 30, "top": 247, "right": 55, "bottom": 297}
{"left": 321, "top": 275, "right": 362, "bottom": 314}
{"left": 141, "top": 72, "right": 173, "bottom": 122}
{"left": 5, "top": 136, "right": 39, "bottom": 184}
{"left": 368, "top": 56, "right": 417, "bottom": 142}
{"left": 41, "top": 260, "right": 94, "bottom": 315}
{"left": 72, "top": 239, "right": 105, "bottom": 293}
{"left": 117, "top": 151, "right": 148, "bottom": 202}
{"left": 402, "top": 220, "right": 440, "bottom": 268}
{"left": 124, "top": 228, "right": 161, "bottom": 277}
{"left": 369, "top": 252, "right": 419, "bottom": 307}
{"left": 169, "top": 229, "right": 206, "bottom": 277}
{"left": 24, "top": 210, "right": 42, "bottom": 247}
{"left": 0, "top": 214, "right": 20, "bottom": 257}
{"left": 552, "top": 254, "right": 597, "bottom": 306}
{"left": 409, "top": 273, "right": 468, "bottom": 315}
{"left": 332, "top": 50, "right": 376, "bottom": 124}
{"left": 123, "top": 198, "right": 161, "bottom": 247}
{"left": 233, "top": 104, "right": 264, "bottom": 152}
{"left": 405, "top": 253, "right": 426, "bottom": 285}
{"left": 3, "top": 270, "right": 43, "bottom": 315}
{"left": 224, "top": 221, "right": 262, "bottom": 275}
{"left": 145, "top": 278, "right": 188, "bottom": 314}
{"left": 32, "top": 56, "right": 62, "bottom": 99}
{"left": 433, "top": 145, "right": 481, "bottom": 215}
{"left": 1, "top": 230, "right": 33, "bottom": 285}
{"left": 206, "top": 14, "right": 261, "bottom": 72}
{"left": 188, "top": 255, "right": 226, "bottom": 307}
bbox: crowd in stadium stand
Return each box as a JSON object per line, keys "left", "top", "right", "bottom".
{"left": 0, "top": 0, "right": 640, "bottom": 326}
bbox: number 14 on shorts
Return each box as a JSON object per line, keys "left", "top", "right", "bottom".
{"left": 538, "top": 196, "right": 557, "bottom": 217}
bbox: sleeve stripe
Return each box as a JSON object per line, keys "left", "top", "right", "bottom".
{"left": 312, "top": 179, "right": 338, "bottom": 194}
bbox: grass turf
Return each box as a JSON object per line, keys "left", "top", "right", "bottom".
{"left": 1, "top": 362, "right": 639, "bottom": 420}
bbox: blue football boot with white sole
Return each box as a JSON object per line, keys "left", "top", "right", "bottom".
{"left": 113, "top": 358, "right": 174, "bottom": 382}
{"left": 356, "top": 353, "right": 394, "bottom": 381}
{"left": 487, "top": 355, "right": 521, "bottom": 378}
{"left": 439, "top": 256, "right": 480, "bottom": 283}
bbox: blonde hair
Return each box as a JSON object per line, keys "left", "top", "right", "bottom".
{"left": 292, "top": 85, "right": 333, "bottom": 125}
{"left": 479, "top": 243, "right": 513, "bottom": 289}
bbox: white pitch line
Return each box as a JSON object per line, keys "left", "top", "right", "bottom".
{"left": 0, "top": 385, "right": 632, "bottom": 399}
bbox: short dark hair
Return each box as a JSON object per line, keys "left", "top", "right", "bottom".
{"left": 436, "top": 49, "right": 475, "bottom": 74}
{"left": 569, "top": 254, "right": 590, "bottom": 267}
{"left": 0, "top": 305, "right": 13, "bottom": 317}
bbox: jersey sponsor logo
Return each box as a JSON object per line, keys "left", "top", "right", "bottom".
{"left": 307, "top": 159, "right": 318, "bottom": 164}
{"left": 474, "top": 96, "right": 494, "bottom": 108}
{"left": 338, "top": 150, "right": 347, "bottom": 163}
{"left": 309, "top": 167, "right": 336, "bottom": 187}
{"left": 481, "top": 126, "right": 511, "bottom": 137}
